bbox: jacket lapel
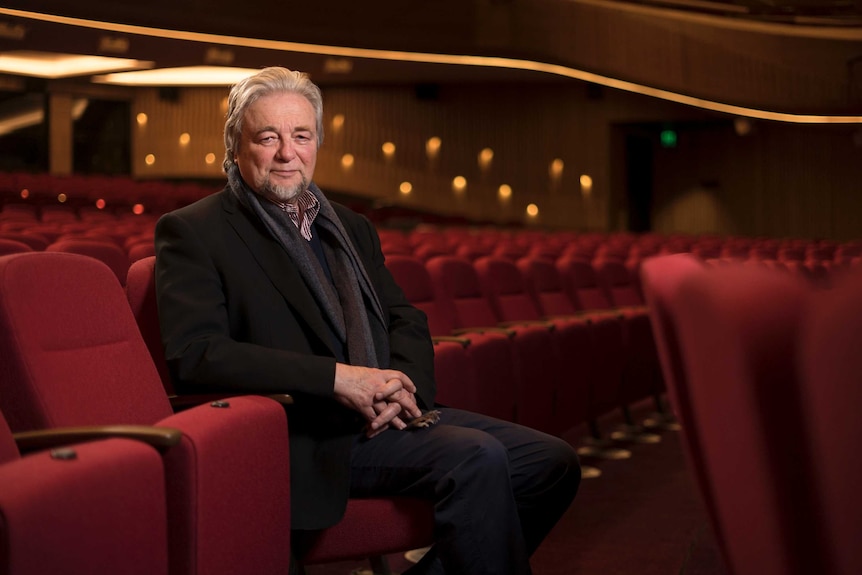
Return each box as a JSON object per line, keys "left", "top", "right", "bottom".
{"left": 220, "top": 191, "right": 338, "bottom": 355}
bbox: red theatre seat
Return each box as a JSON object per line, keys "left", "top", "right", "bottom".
{"left": 0, "top": 252, "right": 292, "bottom": 575}
{"left": 799, "top": 268, "right": 862, "bottom": 575}
{"left": 386, "top": 254, "right": 518, "bottom": 422}
{"left": 671, "top": 263, "right": 825, "bottom": 575}
{"left": 474, "top": 255, "right": 593, "bottom": 437}
{"left": 0, "top": 411, "right": 171, "bottom": 575}
{"left": 427, "top": 254, "right": 560, "bottom": 434}
{"left": 46, "top": 237, "right": 131, "bottom": 285}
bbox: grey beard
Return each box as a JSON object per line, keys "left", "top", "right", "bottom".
{"left": 262, "top": 174, "right": 308, "bottom": 204}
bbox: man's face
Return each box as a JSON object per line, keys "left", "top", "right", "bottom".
{"left": 235, "top": 91, "right": 318, "bottom": 204}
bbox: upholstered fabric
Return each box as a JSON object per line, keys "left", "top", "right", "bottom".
{"left": 46, "top": 238, "right": 130, "bottom": 285}
{"left": 0, "top": 252, "right": 292, "bottom": 575}
{"left": 672, "top": 264, "right": 822, "bottom": 575}
{"left": 387, "top": 254, "right": 517, "bottom": 422}
{"left": 800, "top": 268, "right": 862, "bottom": 575}
{"left": 0, "top": 423, "right": 170, "bottom": 575}
{"left": 126, "top": 255, "right": 174, "bottom": 394}
{"left": 426, "top": 254, "right": 560, "bottom": 433}
{"left": 474, "top": 256, "right": 593, "bottom": 436}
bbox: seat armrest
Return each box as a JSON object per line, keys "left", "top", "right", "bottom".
{"left": 498, "top": 319, "right": 556, "bottom": 331}
{"left": 453, "top": 326, "right": 517, "bottom": 338}
{"left": 432, "top": 335, "right": 471, "bottom": 348}
{"left": 14, "top": 425, "right": 183, "bottom": 454}
{"left": 169, "top": 393, "right": 294, "bottom": 411}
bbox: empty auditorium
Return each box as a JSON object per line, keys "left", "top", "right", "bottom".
{"left": 0, "top": 1, "right": 860, "bottom": 574}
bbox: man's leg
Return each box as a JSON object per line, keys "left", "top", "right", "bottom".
{"left": 349, "top": 408, "right": 581, "bottom": 574}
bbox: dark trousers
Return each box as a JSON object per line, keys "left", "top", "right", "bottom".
{"left": 349, "top": 408, "right": 582, "bottom": 574}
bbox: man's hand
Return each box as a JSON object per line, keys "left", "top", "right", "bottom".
{"left": 333, "top": 364, "right": 422, "bottom": 437}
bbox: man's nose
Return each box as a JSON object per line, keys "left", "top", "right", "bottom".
{"left": 276, "top": 138, "right": 296, "bottom": 160}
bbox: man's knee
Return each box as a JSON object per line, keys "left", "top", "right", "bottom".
{"left": 440, "top": 430, "right": 512, "bottom": 490}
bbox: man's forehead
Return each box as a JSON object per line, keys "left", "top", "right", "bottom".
{"left": 243, "top": 94, "right": 315, "bottom": 131}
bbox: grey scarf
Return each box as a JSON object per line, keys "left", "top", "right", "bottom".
{"left": 228, "top": 166, "right": 390, "bottom": 368}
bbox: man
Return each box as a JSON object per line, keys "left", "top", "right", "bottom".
{"left": 154, "top": 66, "right": 580, "bottom": 574}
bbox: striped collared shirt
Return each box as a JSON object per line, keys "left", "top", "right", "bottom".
{"left": 271, "top": 189, "right": 320, "bottom": 241}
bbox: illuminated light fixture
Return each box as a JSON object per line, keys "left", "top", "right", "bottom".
{"left": 478, "top": 148, "right": 494, "bottom": 169}
{"left": 399, "top": 181, "right": 413, "bottom": 195}
{"left": 331, "top": 114, "right": 345, "bottom": 131}
{"left": 205, "top": 153, "right": 216, "bottom": 164}
{"left": 498, "top": 184, "right": 512, "bottom": 201}
{"left": 341, "top": 153, "right": 354, "bottom": 169}
{"left": 323, "top": 58, "right": 353, "bottom": 74}
{"left": 220, "top": 97, "right": 229, "bottom": 114}
{"left": 136, "top": 113, "right": 148, "bottom": 126}
{"left": 179, "top": 132, "right": 191, "bottom": 146}
{"left": 660, "top": 129, "right": 678, "bottom": 148}
{"left": 93, "top": 66, "right": 259, "bottom": 86}
{"left": 382, "top": 142, "right": 396, "bottom": 158}
{"left": 426, "top": 137, "right": 441, "bottom": 159}
{"left": 5, "top": 7, "right": 861, "bottom": 124}
{"left": 57, "top": 193, "right": 67, "bottom": 203}
{"left": 19, "top": 189, "right": 29, "bottom": 199}
{"left": 526, "top": 203, "right": 539, "bottom": 218}
{"left": 132, "top": 203, "right": 145, "bottom": 215}
{"left": 95, "top": 198, "right": 106, "bottom": 209}
{"left": 580, "top": 174, "right": 593, "bottom": 196}
{"left": 734, "top": 117, "right": 753, "bottom": 136}
{"left": 0, "top": 50, "right": 151, "bottom": 78}
{"left": 550, "top": 158, "right": 564, "bottom": 178}
{"left": 452, "top": 176, "right": 467, "bottom": 194}
{"left": 145, "top": 154, "right": 156, "bottom": 166}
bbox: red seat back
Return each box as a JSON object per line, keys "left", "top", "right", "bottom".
{"left": 673, "top": 264, "right": 823, "bottom": 575}
{"left": 799, "top": 269, "right": 862, "bottom": 575}
{"left": 0, "top": 252, "right": 172, "bottom": 430}
{"left": 126, "top": 255, "right": 174, "bottom": 394}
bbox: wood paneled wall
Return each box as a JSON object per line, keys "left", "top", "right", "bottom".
{"left": 131, "top": 81, "right": 861, "bottom": 239}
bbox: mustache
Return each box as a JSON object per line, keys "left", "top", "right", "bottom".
{"left": 263, "top": 173, "right": 308, "bottom": 203}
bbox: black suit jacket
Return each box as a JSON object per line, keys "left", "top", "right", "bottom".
{"left": 154, "top": 186, "right": 436, "bottom": 530}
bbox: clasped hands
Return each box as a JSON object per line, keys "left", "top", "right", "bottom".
{"left": 334, "top": 363, "right": 423, "bottom": 438}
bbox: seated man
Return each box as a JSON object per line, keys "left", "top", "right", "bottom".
{"left": 154, "top": 66, "right": 581, "bottom": 574}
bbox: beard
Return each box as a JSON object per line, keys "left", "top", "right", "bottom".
{"left": 260, "top": 173, "right": 308, "bottom": 205}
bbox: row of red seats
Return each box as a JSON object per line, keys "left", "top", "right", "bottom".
{"left": 383, "top": 251, "right": 665, "bottom": 456}
{"left": 0, "top": 205, "right": 159, "bottom": 284}
{"left": 642, "top": 256, "right": 862, "bottom": 575}
{"left": 0, "top": 251, "right": 435, "bottom": 575}
{"left": 380, "top": 226, "right": 862, "bottom": 271}
{"left": 0, "top": 171, "right": 218, "bottom": 214}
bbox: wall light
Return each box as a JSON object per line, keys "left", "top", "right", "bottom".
{"left": 550, "top": 158, "right": 564, "bottom": 179}
{"left": 341, "top": 153, "right": 354, "bottom": 169}
{"left": 580, "top": 174, "right": 593, "bottom": 196}
{"left": 382, "top": 141, "right": 396, "bottom": 158}
{"left": 478, "top": 148, "right": 494, "bottom": 170}
{"left": 452, "top": 176, "right": 467, "bottom": 194}
{"left": 400, "top": 182, "right": 413, "bottom": 195}
{"left": 331, "top": 114, "right": 345, "bottom": 132}
{"left": 426, "top": 136, "right": 441, "bottom": 159}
